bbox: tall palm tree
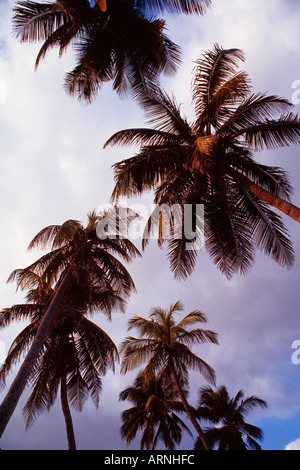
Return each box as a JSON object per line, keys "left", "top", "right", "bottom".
{"left": 105, "top": 44, "right": 300, "bottom": 279}
{"left": 119, "top": 301, "right": 219, "bottom": 450}
{"left": 12, "top": 0, "right": 211, "bottom": 100}
{"left": 0, "top": 277, "right": 118, "bottom": 449}
{"left": 119, "top": 371, "right": 192, "bottom": 449}
{"left": 194, "top": 385, "right": 267, "bottom": 450}
{"left": 0, "top": 208, "right": 140, "bottom": 438}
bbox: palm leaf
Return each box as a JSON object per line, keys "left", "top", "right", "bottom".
{"left": 120, "top": 337, "right": 159, "bottom": 374}
{"left": 34, "top": 22, "right": 78, "bottom": 69}
{"left": 138, "top": 85, "right": 192, "bottom": 140}
{"left": 136, "top": 0, "right": 211, "bottom": 15}
{"left": 241, "top": 112, "right": 300, "bottom": 150}
{"left": 13, "top": 0, "right": 67, "bottom": 42}
{"left": 192, "top": 44, "right": 246, "bottom": 118}
{"left": 173, "top": 343, "right": 216, "bottom": 384}
{"left": 77, "top": 317, "right": 119, "bottom": 374}
{"left": 235, "top": 187, "right": 294, "bottom": 268}
{"left": 111, "top": 146, "right": 187, "bottom": 200}
{"left": 193, "top": 71, "right": 250, "bottom": 133}
{"left": 204, "top": 185, "right": 256, "bottom": 278}
{"left": 0, "top": 322, "right": 37, "bottom": 387}
{"left": 226, "top": 146, "right": 293, "bottom": 201}
{"left": 0, "top": 304, "right": 42, "bottom": 329}
{"left": 27, "top": 221, "right": 81, "bottom": 251}
{"left": 104, "top": 128, "right": 182, "bottom": 149}
{"left": 218, "top": 93, "right": 293, "bottom": 138}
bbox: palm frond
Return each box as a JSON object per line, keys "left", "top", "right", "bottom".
{"left": 104, "top": 128, "right": 182, "bottom": 149}
{"left": 13, "top": 0, "right": 67, "bottom": 42}
{"left": 236, "top": 188, "right": 294, "bottom": 268}
{"left": 111, "top": 146, "right": 187, "bottom": 200}
{"left": 238, "top": 395, "right": 267, "bottom": 416}
{"left": 0, "top": 304, "right": 42, "bottom": 329}
{"left": 135, "top": 0, "right": 211, "bottom": 16}
{"left": 127, "top": 315, "right": 163, "bottom": 337}
{"left": 27, "top": 222, "right": 79, "bottom": 251}
{"left": 192, "top": 44, "right": 246, "bottom": 118}
{"left": 193, "top": 71, "right": 250, "bottom": 133}
{"left": 0, "top": 322, "right": 37, "bottom": 388}
{"left": 77, "top": 318, "right": 119, "bottom": 374}
{"left": 7, "top": 268, "right": 41, "bottom": 290}
{"left": 174, "top": 344, "right": 216, "bottom": 384}
{"left": 218, "top": 93, "right": 293, "bottom": 138}
{"left": 204, "top": 182, "right": 256, "bottom": 278}
{"left": 167, "top": 231, "right": 199, "bottom": 280}
{"left": 120, "top": 337, "right": 159, "bottom": 374}
{"left": 34, "top": 21, "right": 77, "bottom": 69}
{"left": 22, "top": 372, "right": 53, "bottom": 429}
{"left": 176, "top": 309, "right": 207, "bottom": 327}
{"left": 241, "top": 112, "right": 300, "bottom": 150}
{"left": 227, "top": 147, "right": 293, "bottom": 201}
{"left": 138, "top": 85, "right": 192, "bottom": 140}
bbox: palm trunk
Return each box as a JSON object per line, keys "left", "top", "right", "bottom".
{"left": 0, "top": 264, "right": 74, "bottom": 439}
{"left": 169, "top": 359, "right": 211, "bottom": 451}
{"left": 61, "top": 371, "right": 76, "bottom": 450}
{"left": 228, "top": 167, "right": 300, "bottom": 222}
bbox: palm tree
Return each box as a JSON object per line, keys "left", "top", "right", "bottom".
{"left": 0, "top": 208, "right": 140, "bottom": 438}
{"left": 119, "top": 371, "right": 192, "bottom": 449}
{"left": 105, "top": 44, "right": 300, "bottom": 279}
{"left": 0, "top": 277, "right": 118, "bottom": 449}
{"left": 195, "top": 385, "right": 267, "bottom": 450}
{"left": 12, "top": 0, "right": 211, "bottom": 100}
{"left": 119, "top": 301, "right": 219, "bottom": 450}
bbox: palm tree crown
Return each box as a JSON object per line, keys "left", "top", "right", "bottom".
{"left": 105, "top": 44, "right": 300, "bottom": 279}
{"left": 120, "top": 301, "right": 218, "bottom": 449}
{"left": 119, "top": 371, "right": 191, "bottom": 449}
{"left": 120, "top": 300, "right": 218, "bottom": 383}
{"left": 9, "top": 208, "right": 140, "bottom": 316}
{"left": 195, "top": 385, "right": 267, "bottom": 450}
{"left": 0, "top": 275, "right": 118, "bottom": 449}
{"left": 12, "top": 0, "right": 210, "bottom": 100}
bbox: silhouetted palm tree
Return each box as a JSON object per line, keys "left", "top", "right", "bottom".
{"left": 119, "top": 371, "right": 191, "bottom": 449}
{"left": 119, "top": 301, "right": 218, "bottom": 450}
{"left": 0, "top": 276, "right": 118, "bottom": 449}
{"left": 195, "top": 385, "right": 267, "bottom": 450}
{"left": 105, "top": 44, "right": 300, "bottom": 279}
{"left": 0, "top": 208, "right": 140, "bottom": 438}
{"left": 12, "top": 0, "right": 211, "bottom": 100}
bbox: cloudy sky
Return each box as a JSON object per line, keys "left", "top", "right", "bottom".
{"left": 0, "top": 0, "right": 300, "bottom": 451}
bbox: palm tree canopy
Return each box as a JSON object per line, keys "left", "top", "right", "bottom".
{"left": 0, "top": 208, "right": 140, "bottom": 439}
{"left": 120, "top": 300, "right": 218, "bottom": 385}
{"left": 13, "top": 0, "right": 209, "bottom": 100}
{"left": 7, "top": 209, "right": 141, "bottom": 319}
{"left": 119, "top": 370, "right": 191, "bottom": 449}
{"left": 0, "top": 279, "right": 118, "bottom": 430}
{"left": 195, "top": 385, "right": 267, "bottom": 450}
{"left": 105, "top": 44, "right": 300, "bottom": 279}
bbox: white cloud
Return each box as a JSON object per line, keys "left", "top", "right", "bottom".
{"left": 285, "top": 437, "right": 300, "bottom": 450}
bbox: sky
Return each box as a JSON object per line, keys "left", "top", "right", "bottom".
{"left": 0, "top": 0, "right": 300, "bottom": 451}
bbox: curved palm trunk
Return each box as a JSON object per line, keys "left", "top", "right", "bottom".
{"left": 60, "top": 371, "right": 76, "bottom": 450}
{"left": 0, "top": 265, "right": 74, "bottom": 439}
{"left": 228, "top": 167, "right": 300, "bottom": 222}
{"left": 169, "top": 359, "right": 211, "bottom": 450}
